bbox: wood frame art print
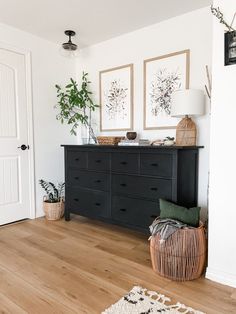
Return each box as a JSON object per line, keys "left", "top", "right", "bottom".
{"left": 100, "top": 64, "right": 133, "bottom": 131}
{"left": 144, "top": 50, "right": 190, "bottom": 130}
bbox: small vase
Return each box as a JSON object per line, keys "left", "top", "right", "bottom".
{"left": 82, "top": 137, "right": 96, "bottom": 145}
{"left": 164, "top": 140, "right": 175, "bottom": 146}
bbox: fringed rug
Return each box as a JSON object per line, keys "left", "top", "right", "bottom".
{"left": 102, "top": 286, "right": 205, "bottom": 314}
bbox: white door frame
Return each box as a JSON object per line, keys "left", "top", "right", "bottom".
{"left": 0, "top": 42, "right": 36, "bottom": 219}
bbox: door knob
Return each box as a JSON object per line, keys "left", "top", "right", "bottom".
{"left": 17, "top": 144, "right": 29, "bottom": 150}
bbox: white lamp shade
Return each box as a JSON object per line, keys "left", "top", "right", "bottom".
{"left": 171, "top": 89, "right": 205, "bottom": 117}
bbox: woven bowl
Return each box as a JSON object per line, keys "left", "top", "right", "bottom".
{"left": 97, "top": 136, "right": 125, "bottom": 145}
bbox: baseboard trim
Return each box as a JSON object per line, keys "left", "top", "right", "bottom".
{"left": 206, "top": 267, "right": 236, "bottom": 288}
{"left": 35, "top": 207, "right": 44, "bottom": 219}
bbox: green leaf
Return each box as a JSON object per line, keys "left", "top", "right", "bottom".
{"left": 66, "top": 84, "right": 73, "bottom": 88}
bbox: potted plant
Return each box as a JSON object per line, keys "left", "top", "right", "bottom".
{"left": 164, "top": 136, "right": 175, "bottom": 146}
{"left": 55, "top": 72, "right": 99, "bottom": 143}
{"left": 39, "top": 180, "right": 65, "bottom": 220}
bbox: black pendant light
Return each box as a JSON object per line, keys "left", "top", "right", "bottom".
{"left": 61, "top": 30, "right": 78, "bottom": 57}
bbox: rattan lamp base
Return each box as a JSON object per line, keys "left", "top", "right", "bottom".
{"left": 176, "top": 116, "right": 196, "bottom": 146}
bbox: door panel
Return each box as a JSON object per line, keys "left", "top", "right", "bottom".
{"left": 0, "top": 64, "right": 17, "bottom": 137}
{"left": 0, "top": 156, "right": 19, "bottom": 205}
{"left": 0, "top": 48, "right": 30, "bottom": 225}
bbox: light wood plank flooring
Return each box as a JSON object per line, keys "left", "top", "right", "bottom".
{"left": 0, "top": 216, "right": 235, "bottom": 313}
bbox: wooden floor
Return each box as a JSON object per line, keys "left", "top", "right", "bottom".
{"left": 0, "top": 216, "right": 235, "bottom": 313}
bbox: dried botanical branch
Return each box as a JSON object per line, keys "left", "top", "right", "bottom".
{"left": 205, "top": 85, "right": 211, "bottom": 100}
{"left": 206, "top": 65, "right": 212, "bottom": 98}
{"left": 104, "top": 80, "right": 128, "bottom": 120}
{"left": 205, "top": 65, "right": 212, "bottom": 113}
{"left": 150, "top": 69, "right": 181, "bottom": 116}
{"left": 230, "top": 12, "right": 236, "bottom": 30}
{"left": 211, "top": 5, "right": 236, "bottom": 32}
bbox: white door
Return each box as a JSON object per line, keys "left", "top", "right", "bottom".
{"left": 0, "top": 47, "right": 31, "bottom": 225}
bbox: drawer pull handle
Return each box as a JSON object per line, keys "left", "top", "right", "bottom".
{"left": 120, "top": 183, "right": 127, "bottom": 187}
{"left": 151, "top": 163, "right": 158, "bottom": 167}
{"left": 95, "top": 180, "right": 101, "bottom": 183}
{"left": 150, "top": 187, "right": 158, "bottom": 191}
{"left": 150, "top": 215, "right": 157, "bottom": 219}
{"left": 96, "top": 160, "right": 101, "bottom": 163}
{"left": 120, "top": 161, "right": 127, "bottom": 165}
{"left": 74, "top": 177, "right": 79, "bottom": 180}
{"left": 75, "top": 158, "right": 80, "bottom": 161}
{"left": 74, "top": 198, "right": 79, "bottom": 202}
{"left": 95, "top": 202, "right": 101, "bottom": 206}
{"left": 120, "top": 208, "right": 127, "bottom": 212}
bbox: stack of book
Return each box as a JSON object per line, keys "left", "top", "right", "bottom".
{"left": 118, "top": 139, "right": 150, "bottom": 146}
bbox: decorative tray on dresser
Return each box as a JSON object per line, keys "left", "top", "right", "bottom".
{"left": 61, "top": 145, "right": 202, "bottom": 233}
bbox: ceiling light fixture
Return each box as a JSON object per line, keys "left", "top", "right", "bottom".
{"left": 61, "top": 30, "right": 78, "bottom": 57}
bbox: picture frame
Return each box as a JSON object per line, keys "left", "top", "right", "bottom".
{"left": 225, "top": 31, "right": 236, "bottom": 66}
{"left": 144, "top": 49, "right": 190, "bottom": 130}
{"left": 99, "top": 64, "right": 133, "bottom": 131}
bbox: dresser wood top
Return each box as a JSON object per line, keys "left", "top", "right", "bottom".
{"left": 61, "top": 144, "right": 203, "bottom": 150}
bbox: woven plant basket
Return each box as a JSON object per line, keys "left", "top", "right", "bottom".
{"left": 43, "top": 197, "right": 65, "bottom": 221}
{"left": 150, "top": 222, "right": 206, "bottom": 281}
{"left": 97, "top": 136, "right": 125, "bottom": 145}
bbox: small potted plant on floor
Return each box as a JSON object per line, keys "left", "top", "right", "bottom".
{"left": 39, "top": 180, "right": 65, "bottom": 220}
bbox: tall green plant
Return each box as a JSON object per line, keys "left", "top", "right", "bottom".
{"left": 55, "top": 72, "right": 98, "bottom": 142}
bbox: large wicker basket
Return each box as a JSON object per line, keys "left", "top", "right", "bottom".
{"left": 43, "top": 197, "right": 64, "bottom": 221}
{"left": 97, "top": 136, "right": 125, "bottom": 145}
{"left": 150, "top": 222, "right": 206, "bottom": 281}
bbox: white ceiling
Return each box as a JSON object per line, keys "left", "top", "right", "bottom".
{"left": 0, "top": 0, "right": 211, "bottom": 48}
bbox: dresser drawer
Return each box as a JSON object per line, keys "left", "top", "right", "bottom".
{"left": 67, "top": 151, "right": 87, "bottom": 169}
{"left": 112, "top": 195, "right": 159, "bottom": 229}
{"left": 67, "top": 169, "right": 109, "bottom": 191}
{"left": 88, "top": 152, "right": 109, "bottom": 171}
{"left": 140, "top": 153, "right": 172, "bottom": 177}
{"left": 112, "top": 174, "right": 172, "bottom": 200}
{"left": 111, "top": 153, "right": 139, "bottom": 174}
{"left": 67, "top": 188, "right": 109, "bottom": 218}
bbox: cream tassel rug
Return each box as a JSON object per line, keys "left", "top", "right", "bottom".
{"left": 102, "top": 286, "right": 205, "bottom": 314}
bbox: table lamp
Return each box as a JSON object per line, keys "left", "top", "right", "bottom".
{"left": 171, "top": 89, "right": 205, "bottom": 146}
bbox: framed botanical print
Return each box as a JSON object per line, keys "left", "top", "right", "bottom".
{"left": 99, "top": 64, "right": 133, "bottom": 131}
{"left": 144, "top": 49, "right": 190, "bottom": 130}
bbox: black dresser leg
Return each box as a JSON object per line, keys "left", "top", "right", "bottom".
{"left": 65, "top": 211, "right": 71, "bottom": 221}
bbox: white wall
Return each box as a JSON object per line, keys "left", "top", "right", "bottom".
{"left": 0, "top": 22, "right": 77, "bottom": 217}
{"left": 76, "top": 7, "right": 212, "bottom": 218}
{"left": 206, "top": 0, "right": 236, "bottom": 288}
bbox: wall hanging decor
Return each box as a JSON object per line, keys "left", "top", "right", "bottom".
{"left": 99, "top": 64, "right": 133, "bottom": 131}
{"left": 144, "top": 50, "right": 190, "bottom": 130}
{"left": 211, "top": 5, "right": 236, "bottom": 66}
{"left": 225, "top": 31, "right": 236, "bottom": 65}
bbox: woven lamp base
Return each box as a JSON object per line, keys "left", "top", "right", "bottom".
{"left": 176, "top": 116, "right": 196, "bottom": 146}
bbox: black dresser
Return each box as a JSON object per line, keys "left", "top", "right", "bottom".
{"left": 62, "top": 145, "right": 201, "bottom": 233}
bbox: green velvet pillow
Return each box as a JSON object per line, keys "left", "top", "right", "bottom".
{"left": 159, "top": 199, "right": 200, "bottom": 227}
